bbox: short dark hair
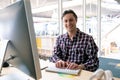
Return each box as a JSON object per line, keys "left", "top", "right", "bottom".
{"left": 62, "top": 9, "right": 77, "bottom": 21}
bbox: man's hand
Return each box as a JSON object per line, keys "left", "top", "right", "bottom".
{"left": 55, "top": 60, "right": 84, "bottom": 70}
{"left": 66, "top": 62, "right": 84, "bottom": 70}
{"left": 55, "top": 60, "right": 67, "bottom": 68}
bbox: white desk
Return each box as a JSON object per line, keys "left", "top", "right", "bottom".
{"left": 0, "top": 67, "right": 34, "bottom": 80}
{"left": 0, "top": 67, "right": 120, "bottom": 80}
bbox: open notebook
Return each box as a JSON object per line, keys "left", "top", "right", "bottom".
{"left": 45, "top": 62, "right": 81, "bottom": 75}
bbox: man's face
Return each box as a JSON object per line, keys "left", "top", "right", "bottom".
{"left": 63, "top": 13, "right": 77, "bottom": 32}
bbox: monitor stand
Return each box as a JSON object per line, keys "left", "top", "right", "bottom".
{"left": 0, "top": 40, "right": 10, "bottom": 74}
{"left": 0, "top": 40, "right": 34, "bottom": 80}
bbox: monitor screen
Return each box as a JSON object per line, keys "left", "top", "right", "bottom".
{"left": 0, "top": 0, "right": 41, "bottom": 80}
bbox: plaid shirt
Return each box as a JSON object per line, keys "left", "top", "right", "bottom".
{"left": 50, "top": 28, "right": 99, "bottom": 71}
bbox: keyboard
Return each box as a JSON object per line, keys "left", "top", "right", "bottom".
{"left": 45, "top": 63, "right": 81, "bottom": 75}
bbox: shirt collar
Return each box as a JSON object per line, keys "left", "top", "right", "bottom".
{"left": 64, "top": 28, "right": 81, "bottom": 39}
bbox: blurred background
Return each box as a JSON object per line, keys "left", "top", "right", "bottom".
{"left": 0, "top": 0, "right": 120, "bottom": 59}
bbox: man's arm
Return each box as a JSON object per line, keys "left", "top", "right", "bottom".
{"left": 49, "top": 37, "right": 62, "bottom": 62}
{"left": 83, "top": 36, "right": 99, "bottom": 72}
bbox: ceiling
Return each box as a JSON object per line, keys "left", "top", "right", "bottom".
{"left": 0, "top": 0, "right": 120, "bottom": 20}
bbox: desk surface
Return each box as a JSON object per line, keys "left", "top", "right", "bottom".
{"left": 42, "top": 70, "right": 120, "bottom": 80}
{"left": 0, "top": 67, "right": 120, "bottom": 80}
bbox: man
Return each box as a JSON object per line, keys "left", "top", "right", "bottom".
{"left": 49, "top": 9, "right": 99, "bottom": 72}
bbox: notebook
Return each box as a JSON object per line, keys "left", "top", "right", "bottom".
{"left": 45, "top": 62, "right": 81, "bottom": 75}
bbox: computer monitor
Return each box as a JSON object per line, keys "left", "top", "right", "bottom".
{"left": 0, "top": 0, "right": 41, "bottom": 80}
